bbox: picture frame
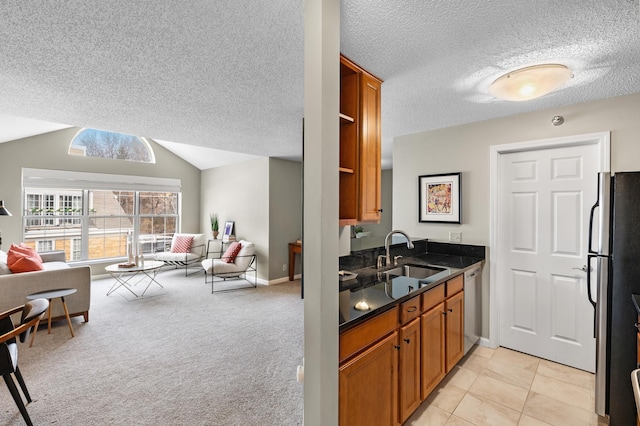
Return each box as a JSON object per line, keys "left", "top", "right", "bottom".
{"left": 223, "top": 221, "right": 235, "bottom": 237}
{"left": 418, "top": 172, "right": 461, "bottom": 223}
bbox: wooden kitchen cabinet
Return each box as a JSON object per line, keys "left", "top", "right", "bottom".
{"left": 339, "top": 332, "right": 399, "bottom": 426}
{"left": 445, "top": 290, "right": 465, "bottom": 372}
{"left": 339, "top": 272, "right": 468, "bottom": 425}
{"left": 339, "top": 54, "right": 382, "bottom": 225}
{"left": 399, "top": 317, "right": 421, "bottom": 423}
{"left": 357, "top": 72, "right": 382, "bottom": 222}
{"left": 421, "top": 301, "right": 446, "bottom": 399}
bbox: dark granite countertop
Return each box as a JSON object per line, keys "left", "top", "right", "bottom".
{"left": 339, "top": 251, "right": 484, "bottom": 331}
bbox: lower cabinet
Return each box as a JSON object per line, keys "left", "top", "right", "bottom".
{"left": 445, "top": 290, "right": 465, "bottom": 372}
{"left": 339, "top": 332, "right": 399, "bottom": 426}
{"left": 421, "top": 301, "right": 446, "bottom": 399}
{"left": 399, "top": 318, "right": 421, "bottom": 423}
{"left": 339, "top": 272, "right": 469, "bottom": 425}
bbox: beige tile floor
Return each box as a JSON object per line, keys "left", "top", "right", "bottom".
{"left": 406, "top": 346, "right": 609, "bottom": 426}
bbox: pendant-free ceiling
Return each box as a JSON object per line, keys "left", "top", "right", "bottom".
{"left": 489, "top": 64, "right": 573, "bottom": 101}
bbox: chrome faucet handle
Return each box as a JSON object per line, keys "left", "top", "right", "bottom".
{"left": 377, "top": 255, "right": 386, "bottom": 269}
{"left": 393, "top": 255, "right": 403, "bottom": 266}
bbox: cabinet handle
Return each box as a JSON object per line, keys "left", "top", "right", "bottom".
{"left": 404, "top": 338, "right": 410, "bottom": 344}
{"left": 394, "top": 345, "right": 401, "bottom": 350}
{"left": 448, "top": 308, "right": 453, "bottom": 313}
{"left": 441, "top": 311, "right": 447, "bottom": 316}
{"left": 406, "top": 306, "right": 417, "bottom": 313}
{"left": 378, "top": 208, "right": 383, "bottom": 212}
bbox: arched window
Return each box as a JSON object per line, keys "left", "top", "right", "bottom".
{"left": 68, "top": 128, "right": 155, "bottom": 163}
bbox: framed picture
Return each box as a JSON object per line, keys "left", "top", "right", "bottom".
{"left": 223, "top": 221, "right": 235, "bottom": 237}
{"left": 418, "top": 172, "right": 461, "bottom": 223}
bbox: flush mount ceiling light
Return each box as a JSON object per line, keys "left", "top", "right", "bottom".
{"left": 489, "top": 64, "right": 573, "bottom": 101}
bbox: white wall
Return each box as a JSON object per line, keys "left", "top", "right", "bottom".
{"left": 393, "top": 92, "right": 640, "bottom": 338}
{"left": 269, "top": 158, "right": 303, "bottom": 279}
{"left": 200, "top": 157, "right": 303, "bottom": 281}
{"left": 200, "top": 157, "right": 270, "bottom": 280}
{"left": 362, "top": 168, "right": 392, "bottom": 238}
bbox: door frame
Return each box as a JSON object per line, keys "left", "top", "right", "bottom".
{"left": 488, "top": 132, "right": 611, "bottom": 348}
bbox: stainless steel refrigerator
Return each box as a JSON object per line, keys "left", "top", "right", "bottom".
{"left": 588, "top": 171, "right": 640, "bottom": 425}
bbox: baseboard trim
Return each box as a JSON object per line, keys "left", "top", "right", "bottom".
{"left": 264, "top": 275, "right": 302, "bottom": 286}
{"left": 479, "top": 337, "right": 496, "bottom": 349}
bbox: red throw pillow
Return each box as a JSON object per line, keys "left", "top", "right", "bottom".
{"left": 222, "top": 242, "right": 242, "bottom": 263}
{"left": 13, "top": 243, "right": 43, "bottom": 262}
{"left": 7, "top": 244, "right": 44, "bottom": 273}
{"left": 170, "top": 235, "right": 194, "bottom": 253}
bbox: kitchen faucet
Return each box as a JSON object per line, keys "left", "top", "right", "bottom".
{"left": 377, "top": 230, "right": 415, "bottom": 269}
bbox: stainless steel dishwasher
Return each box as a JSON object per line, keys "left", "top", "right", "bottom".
{"left": 464, "top": 264, "right": 482, "bottom": 354}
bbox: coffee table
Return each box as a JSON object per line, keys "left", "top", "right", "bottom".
{"left": 26, "top": 288, "right": 77, "bottom": 346}
{"left": 105, "top": 260, "right": 165, "bottom": 298}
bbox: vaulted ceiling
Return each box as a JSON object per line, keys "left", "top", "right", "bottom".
{"left": 0, "top": 1, "right": 638, "bottom": 169}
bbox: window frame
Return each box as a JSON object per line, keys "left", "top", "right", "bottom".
{"left": 22, "top": 169, "right": 181, "bottom": 263}
{"left": 68, "top": 128, "right": 156, "bottom": 164}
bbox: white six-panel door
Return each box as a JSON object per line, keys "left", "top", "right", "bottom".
{"left": 498, "top": 143, "right": 598, "bottom": 372}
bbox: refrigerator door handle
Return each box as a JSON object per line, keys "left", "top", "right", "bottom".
{"left": 587, "top": 254, "right": 597, "bottom": 339}
{"left": 588, "top": 200, "right": 599, "bottom": 255}
{"left": 586, "top": 254, "right": 597, "bottom": 308}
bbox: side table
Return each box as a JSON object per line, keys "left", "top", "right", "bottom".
{"left": 26, "top": 288, "right": 77, "bottom": 346}
{"left": 288, "top": 241, "right": 302, "bottom": 281}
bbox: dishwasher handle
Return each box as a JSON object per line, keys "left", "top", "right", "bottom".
{"left": 464, "top": 267, "right": 481, "bottom": 281}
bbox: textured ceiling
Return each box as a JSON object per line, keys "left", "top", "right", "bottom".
{"left": 0, "top": 1, "right": 639, "bottom": 170}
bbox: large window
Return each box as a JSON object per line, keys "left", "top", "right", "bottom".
{"left": 68, "top": 128, "right": 155, "bottom": 164}
{"left": 23, "top": 169, "right": 181, "bottom": 262}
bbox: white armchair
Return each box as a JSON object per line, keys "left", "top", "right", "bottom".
{"left": 201, "top": 240, "right": 257, "bottom": 293}
{"left": 153, "top": 233, "right": 206, "bottom": 276}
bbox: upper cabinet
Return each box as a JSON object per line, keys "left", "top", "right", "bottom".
{"left": 339, "top": 54, "right": 382, "bottom": 226}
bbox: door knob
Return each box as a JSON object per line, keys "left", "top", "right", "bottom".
{"left": 572, "top": 265, "right": 590, "bottom": 273}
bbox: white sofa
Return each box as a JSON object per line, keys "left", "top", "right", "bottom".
{"left": 0, "top": 250, "right": 91, "bottom": 322}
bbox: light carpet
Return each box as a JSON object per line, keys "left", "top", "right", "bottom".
{"left": 0, "top": 269, "right": 304, "bottom": 425}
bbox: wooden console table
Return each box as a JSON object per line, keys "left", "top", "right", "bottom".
{"left": 288, "top": 241, "right": 302, "bottom": 281}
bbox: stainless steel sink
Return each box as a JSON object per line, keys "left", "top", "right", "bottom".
{"left": 384, "top": 264, "right": 446, "bottom": 279}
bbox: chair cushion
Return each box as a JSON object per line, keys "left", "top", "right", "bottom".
{"left": 21, "top": 299, "right": 49, "bottom": 323}
{"left": 170, "top": 235, "right": 194, "bottom": 253}
{"left": 7, "top": 244, "right": 44, "bottom": 273}
{"left": 20, "top": 299, "right": 49, "bottom": 343}
{"left": 154, "top": 252, "right": 201, "bottom": 262}
{"left": 4, "top": 342, "right": 18, "bottom": 371}
{"left": 234, "top": 240, "right": 255, "bottom": 271}
{"left": 222, "top": 242, "right": 242, "bottom": 263}
{"left": 201, "top": 258, "right": 244, "bottom": 276}
{"left": 190, "top": 234, "right": 206, "bottom": 253}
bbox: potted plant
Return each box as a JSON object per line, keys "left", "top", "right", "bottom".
{"left": 210, "top": 213, "right": 219, "bottom": 239}
{"left": 353, "top": 225, "right": 370, "bottom": 238}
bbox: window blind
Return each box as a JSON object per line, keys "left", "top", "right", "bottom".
{"left": 22, "top": 168, "right": 181, "bottom": 192}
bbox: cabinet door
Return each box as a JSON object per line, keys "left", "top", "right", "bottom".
{"left": 421, "top": 302, "right": 446, "bottom": 399}
{"left": 399, "top": 318, "right": 421, "bottom": 423}
{"left": 445, "top": 291, "right": 464, "bottom": 372}
{"left": 339, "top": 332, "right": 398, "bottom": 426}
{"left": 358, "top": 73, "right": 381, "bottom": 223}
